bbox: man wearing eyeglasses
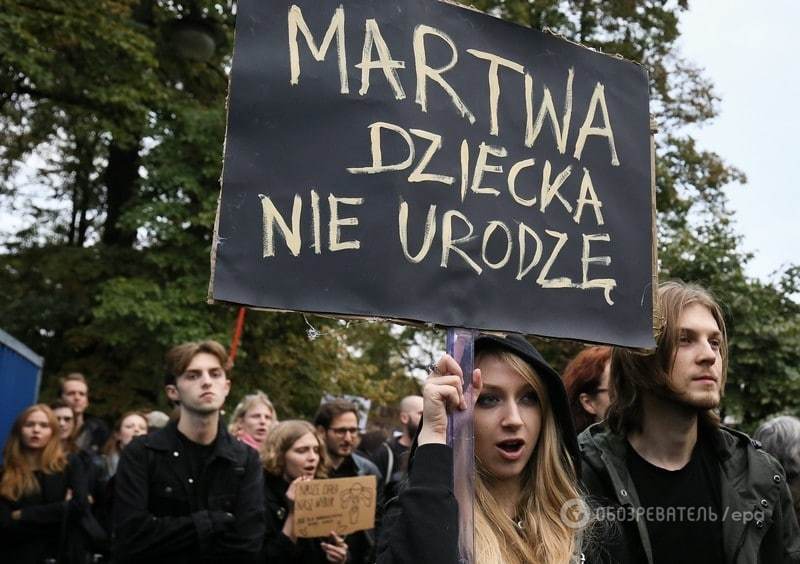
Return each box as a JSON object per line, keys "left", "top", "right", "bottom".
{"left": 112, "top": 340, "right": 265, "bottom": 564}
{"left": 314, "top": 398, "right": 382, "bottom": 564}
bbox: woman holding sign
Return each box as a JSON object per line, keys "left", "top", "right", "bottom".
{"left": 261, "top": 419, "right": 349, "bottom": 563}
{"left": 377, "top": 334, "right": 593, "bottom": 564}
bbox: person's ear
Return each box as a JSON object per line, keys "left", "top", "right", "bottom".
{"left": 399, "top": 412, "right": 409, "bottom": 425}
{"left": 316, "top": 425, "right": 327, "bottom": 436}
{"left": 579, "top": 393, "right": 598, "bottom": 416}
{"left": 165, "top": 384, "right": 179, "bottom": 403}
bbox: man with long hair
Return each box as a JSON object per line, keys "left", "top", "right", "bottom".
{"left": 111, "top": 340, "right": 265, "bottom": 564}
{"left": 579, "top": 281, "right": 800, "bottom": 563}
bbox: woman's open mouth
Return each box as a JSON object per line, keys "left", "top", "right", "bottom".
{"left": 496, "top": 439, "right": 525, "bottom": 461}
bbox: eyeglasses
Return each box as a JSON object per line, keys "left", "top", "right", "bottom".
{"left": 329, "top": 427, "right": 359, "bottom": 437}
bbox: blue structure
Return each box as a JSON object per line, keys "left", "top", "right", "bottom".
{"left": 0, "top": 329, "right": 44, "bottom": 454}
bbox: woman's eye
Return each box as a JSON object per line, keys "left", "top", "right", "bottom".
{"left": 476, "top": 394, "right": 500, "bottom": 407}
{"left": 520, "top": 392, "right": 539, "bottom": 405}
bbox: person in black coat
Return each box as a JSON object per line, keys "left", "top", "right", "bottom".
{"left": 261, "top": 419, "right": 349, "bottom": 563}
{"left": 0, "top": 404, "right": 90, "bottom": 564}
{"left": 378, "top": 334, "right": 595, "bottom": 564}
{"left": 111, "top": 340, "right": 265, "bottom": 564}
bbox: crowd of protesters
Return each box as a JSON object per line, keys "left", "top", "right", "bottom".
{"left": 1, "top": 280, "right": 799, "bottom": 563}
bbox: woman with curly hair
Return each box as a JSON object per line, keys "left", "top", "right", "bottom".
{"left": 0, "top": 404, "right": 89, "bottom": 563}
{"left": 261, "top": 419, "right": 348, "bottom": 563}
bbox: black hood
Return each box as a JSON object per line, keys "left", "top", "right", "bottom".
{"left": 410, "top": 333, "right": 580, "bottom": 478}
{"left": 475, "top": 333, "right": 580, "bottom": 477}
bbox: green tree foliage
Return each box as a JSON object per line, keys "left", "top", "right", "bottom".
{"left": 1, "top": 0, "right": 796, "bottom": 426}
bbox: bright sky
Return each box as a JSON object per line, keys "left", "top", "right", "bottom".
{"left": 678, "top": 0, "right": 800, "bottom": 283}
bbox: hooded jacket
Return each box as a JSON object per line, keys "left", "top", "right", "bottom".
{"left": 579, "top": 422, "right": 800, "bottom": 564}
{"left": 376, "top": 333, "right": 581, "bottom": 564}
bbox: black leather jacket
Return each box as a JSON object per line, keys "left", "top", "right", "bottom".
{"left": 579, "top": 422, "right": 800, "bottom": 564}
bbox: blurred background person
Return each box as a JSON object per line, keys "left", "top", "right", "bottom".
{"left": 51, "top": 399, "right": 79, "bottom": 454}
{"left": 754, "top": 415, "right": 800, "bottom": 523}
{"left": 229, "top": 390, "right": 278, "bottom": 450}
{"left": 371, "top": 395, "right": 422, "bottom": 502}
{"left": 59, "top": 372, "right": 110, "bottom": 454}
{"left": 357, "top": 426, "right": 389, "bottom": 459}
{"left": 145, "top": 410, "right": 170, "bottom": 432}
{"left": 51, "top": 398, "right": 105, "bottom": 505}
{"left": 261, "top": 420, "right": 348, "bottom": 563}
{"left": 94, "top": 411, "right": 149, "bottom": 553}
{"left": 562, "top": 346, "right": 612, "bottom": 433}
{"left": 102, "top": 411, "right": 149, "bottom": 478}
{"left": 0, "top": 404, "right": 89, "bottom": 563}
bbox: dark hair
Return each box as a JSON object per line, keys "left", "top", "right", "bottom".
{"left": 606, "top": 280, "right": 728, "bottom": 434}
{"left": 562, "top": 346, "right": 612, "bottom": 433}
{"left": 164, "top": 340, "right": 230, "bottom": 386}
{"left": 313, "top": 399, "right": 359, "bottom": 430}
{"left": 48, "top": 399, "right": 78, "bottom": 453}
{"left": 49, "top": 398, "right": 73, "bottom": 412}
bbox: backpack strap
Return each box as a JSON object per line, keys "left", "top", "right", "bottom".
{"left": 383, "top": 442, "right": 394, "bottom": 487}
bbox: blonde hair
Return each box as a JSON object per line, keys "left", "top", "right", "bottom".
{"left": 228, "top": 391, "right": 278, "bottom": 435}
{"left": 262, "top": 420, "right": 328, "bottom": 479}
{"left": 0, "top": 405, "right": 67, "bottom": 501}
{"left": 473, "top": 350, "right": 584, "bottom": 564}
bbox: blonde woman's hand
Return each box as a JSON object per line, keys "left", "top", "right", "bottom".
{"left": 418, "top": 354, "right": 482, "bottom": 446}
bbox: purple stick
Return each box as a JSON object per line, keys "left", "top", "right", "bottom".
{"left": 446, "top": 328, "right": 476, "bottom": 564}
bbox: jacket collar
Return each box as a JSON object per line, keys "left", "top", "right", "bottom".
{"left": 144, "top": 418, "right": 245, "bottom": 464}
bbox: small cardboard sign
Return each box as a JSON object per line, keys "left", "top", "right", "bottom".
{"left": 293, "top": 475, "right": 377, "bottom": 538}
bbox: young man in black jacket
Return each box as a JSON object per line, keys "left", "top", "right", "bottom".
{"left": 579, "top": 281, "right": 800, "bottom": 563}
{"left": 112, "top": 340, "right": 265, "bottom": 564}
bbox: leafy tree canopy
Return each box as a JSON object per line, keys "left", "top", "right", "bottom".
{"left": 1, "top": 0, "right": 796, "bottom": 427}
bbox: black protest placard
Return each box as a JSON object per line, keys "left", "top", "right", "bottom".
{"left": 211, "top": 0, "right": 655, "bottom": 348}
